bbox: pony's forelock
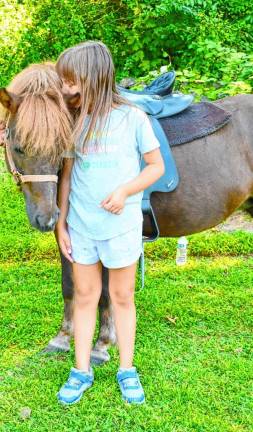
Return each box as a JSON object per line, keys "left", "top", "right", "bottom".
{"left": 8, "top": 63, "right": 73, "bottom": 163}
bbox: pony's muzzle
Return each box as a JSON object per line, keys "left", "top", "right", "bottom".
{"left": 35, "top": 208, "right": 60, "bottom": 232}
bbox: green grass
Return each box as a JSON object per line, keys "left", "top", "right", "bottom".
{"left": 1, "top": 167, "right": 253, "bottom": 431}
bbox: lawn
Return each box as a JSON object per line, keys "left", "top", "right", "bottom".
{"left": 0, "top": 162, "right": 253, "bottom": 432}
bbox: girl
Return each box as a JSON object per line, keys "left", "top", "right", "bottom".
{"left": 55, "top": 40, "right": 165, "bottom": 405}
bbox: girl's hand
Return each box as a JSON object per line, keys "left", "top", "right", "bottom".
{"left": 100, "top": 186, "right": 128, "bottom": 215}
{"left": 55, "top": 224, "right": 74, "bottom": 263}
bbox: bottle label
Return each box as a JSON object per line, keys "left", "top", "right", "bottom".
{"left": 176, "top": 248, "right": 187, "bottom": 265}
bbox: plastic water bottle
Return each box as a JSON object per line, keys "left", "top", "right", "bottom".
{"left": 176, "top": 236, "right": 188, "bottom": 266}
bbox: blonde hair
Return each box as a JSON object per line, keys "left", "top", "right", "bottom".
{"left": 7, "top": 62, "right": 72, "bottom": 164}
{"left": 56, "top": 40, "right": 133, "bottom": 152}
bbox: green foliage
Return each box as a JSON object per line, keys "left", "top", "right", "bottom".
{"left": 1, "top": 4, "right": 253, "bottom": 428}
{"left": 0, "top": 0, "right": 252, "bottom": 95}
{"left": 131, "top": 64, "right": 252, "bottom": 101}
{"left": 0, "top": 0, "right": 87, "bottom": 85}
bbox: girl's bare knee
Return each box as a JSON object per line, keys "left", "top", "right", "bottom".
{"left": 74, "top": 284, "right": 101, "bottom": 307}
{"left": 109, "top": 267, "right": 136, "bottom": 306}
{"left": 110, "top": 285, "right": 135, "bottom": 307}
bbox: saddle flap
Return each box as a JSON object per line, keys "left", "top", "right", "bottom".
{"left": 119, "top": 90, "right": 193, "bottom": 119}
{"left": 141, "top": 116, "right": 179, "bottom": 198}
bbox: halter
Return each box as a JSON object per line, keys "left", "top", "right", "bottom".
{"left": 0, "top": 115, "right": 58, "bottom": 186}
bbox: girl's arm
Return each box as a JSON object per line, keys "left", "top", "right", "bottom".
{"left": 100, "top": 147, "right": 164, "bottom": 214}
{"left": 56, "top": 158, "right": 73, "bottom": 226}
{"left": 55, "top": 158, "right": 74, "bottom": 262}
{"left": 120, "top": 147, "right": 164, "bottom": 196}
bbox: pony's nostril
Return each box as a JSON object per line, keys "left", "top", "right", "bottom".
{"left": 35, "top": 215, "right": 41, "bottom": 227}
{"left": 35, "top": 214, "right": 47, "bottom": 228}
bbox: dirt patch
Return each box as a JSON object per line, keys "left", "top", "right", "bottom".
{"left": 215, "top": 210, "right": 253, "bottom": 233}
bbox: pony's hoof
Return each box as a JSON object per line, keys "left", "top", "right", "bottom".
{"left": 90, "top": 350, "right": 110, "bottom": 366}
{"left": 40, "top": 346, "right": 66, "bottom": 354}
{"left": 40, "top": 341, "right": 70, "bottom": 354}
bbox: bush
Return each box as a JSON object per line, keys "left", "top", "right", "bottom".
{"left": 0, "top": 0, "right": 252, "bottom": 93}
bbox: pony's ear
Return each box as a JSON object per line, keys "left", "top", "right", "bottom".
{"left": 64, "top": 92, "right": 81, "bottom": 110}
{"left": 0, "top": 88, "right": 21, "bottom": 114}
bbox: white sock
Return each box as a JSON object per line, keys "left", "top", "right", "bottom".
{"left": 72, "top": 366, "right": 91, "bottom": 374}
{"left": 118, "top": 366, "right": 136, "bottom": 372}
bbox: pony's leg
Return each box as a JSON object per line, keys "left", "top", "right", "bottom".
{"left": 91, "top": 265, "right": 117, "bottom": 365}
{"left": 42, "top": 251, "right": 74, "bottom": 353}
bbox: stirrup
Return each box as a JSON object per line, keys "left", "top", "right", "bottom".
{"left": 139, "top": 198, "right": 160, "bottom": 289}
{"left": 141, "top": 197, "right": 160, "bottom": 242}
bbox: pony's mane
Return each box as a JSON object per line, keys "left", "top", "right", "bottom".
{"left": 8, "top": 62, "right": 73, "bottom": 163}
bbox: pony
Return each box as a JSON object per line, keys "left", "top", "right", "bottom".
{"left": 1, "top": 63, "right": 253, "bottom": 364}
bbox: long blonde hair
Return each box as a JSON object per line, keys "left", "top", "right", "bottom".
{"left": 56, "top": 40, "right": 133, "bottom": 153}
{"left": 7, "top": 63, "right": 73, "bottom": 164}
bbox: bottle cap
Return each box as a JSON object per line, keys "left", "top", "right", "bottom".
{"left": 177, "top": 236, "right": 188, "bottom": 245}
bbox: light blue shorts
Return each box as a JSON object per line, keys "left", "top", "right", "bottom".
{"left": 68, "top": 224, "right": 143, "bottom": 268}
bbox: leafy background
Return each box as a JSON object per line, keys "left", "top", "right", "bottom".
{"left": 0, "top": 0, "right": 252, "bottom": 100}
{"left": 1, "top": 2, "right": 253, "bottom": 430}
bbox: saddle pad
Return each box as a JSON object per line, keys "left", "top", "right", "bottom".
{"left": 159, "top": 101, "right": 232, "bottom": 146}
{"left": 140, "top": 115, "right": 179, "bottom": 198}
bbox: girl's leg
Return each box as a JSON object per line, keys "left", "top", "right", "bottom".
{"left": 108, "top": 261, "right": 138, "bottom": 368}
{"left": 72, "top": 261, "right": 103, "bottom": 371}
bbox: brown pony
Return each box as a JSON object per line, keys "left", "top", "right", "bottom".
{"left": 1, "top": 63, "right": 253, "bottom": 364}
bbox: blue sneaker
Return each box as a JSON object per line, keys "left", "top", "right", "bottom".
{"left": 116, "top": 366, "right": 145, "bottom": 404}
{"left": 57, "top": 366, "right": 94, "bottom": 405}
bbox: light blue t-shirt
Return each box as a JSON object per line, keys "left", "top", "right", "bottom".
{"left": 62, "top": 104, "right": 160, "bottom": 240}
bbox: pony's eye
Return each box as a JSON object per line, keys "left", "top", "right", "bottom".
{"left": 14, "top": 147, "right": 25, "bottom": 155}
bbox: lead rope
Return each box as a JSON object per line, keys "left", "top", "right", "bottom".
{"left": 139, "top": 239, "right": 145, "bottom": 289}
